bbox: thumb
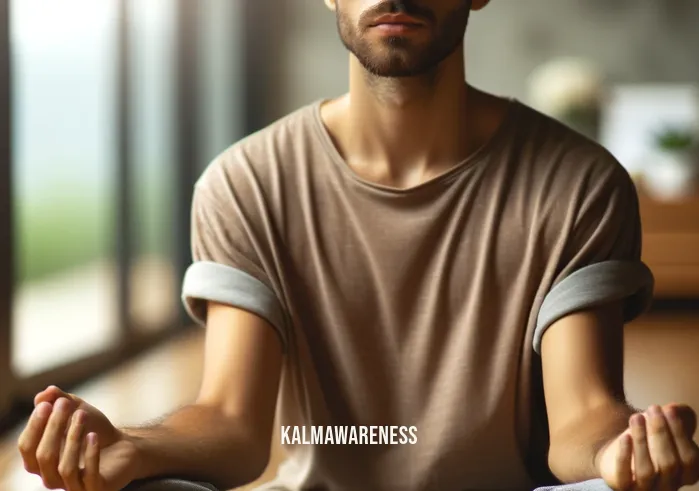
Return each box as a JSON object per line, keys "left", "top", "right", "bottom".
{"left": 34, "top": 385, "right": 82, "bottom": 407}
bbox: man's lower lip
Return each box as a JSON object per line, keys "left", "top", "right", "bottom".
{"left": 373, "top": 23, "right": 423, "bottom": 34}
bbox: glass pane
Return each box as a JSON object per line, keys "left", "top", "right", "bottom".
{"left": 128, "top": 0, "right": 178, "bottom": 332}
{"left": 11, "top": 0, "right": 120, "bottom": 376}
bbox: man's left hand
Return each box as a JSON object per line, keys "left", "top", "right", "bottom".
{"left": 597, "top": 403, "right": 699, "bottom": 491}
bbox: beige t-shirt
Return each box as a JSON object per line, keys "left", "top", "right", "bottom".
{"left": 182, "top": 99, "right": 654, "bottom": 491}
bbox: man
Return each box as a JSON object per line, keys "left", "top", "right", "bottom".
{"left": 17, "top": 1, "right": 699, "bottom": 490}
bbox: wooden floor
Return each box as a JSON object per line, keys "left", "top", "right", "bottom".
{"left": 1, "top": 314, "right": 698, "bottom": 491}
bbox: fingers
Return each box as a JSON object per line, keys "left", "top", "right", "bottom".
{"left": 17, "top": 402, "right": 53, "bottom": 474}
{"left": 83, "top": 433, "right": 101, "bottom": 490}
{"left": 665, "top": 405, "right": 699, "bottom": 486}
{"left": 36, "top": 397, "right": 76, "bottom": 489}
{"left": 21, "top": 390, "right": 106, "bottom": 491}
{"left": 646, "top": 405, "right": 681, "bottom": 491}
{"left": 615, "top": 433, "right": 635, "bottom": 491}
{"left": 58, "top": 410, "right": 87, "bottom": 491}
{"left": 34, "top": 385, "right": 75, "bottom": 407}
{"left": 630, "top": 413, "right": 656, "bottom": 491}
{"left": 667, "top": 403, "right": 697, "bottom": 437}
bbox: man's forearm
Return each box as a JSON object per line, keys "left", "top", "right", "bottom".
{"left": 121, "top": 404, "right": 269, "bottom": 490}
{"left": 548, "top": 401, "right": 637, "bottom": 483}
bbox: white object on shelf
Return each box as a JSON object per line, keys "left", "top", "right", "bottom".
{"left": 600, "top": 84, "right": 699, "bottom": 176}
{"left": 643, "top": 149, "right": 698, "bottom": 201}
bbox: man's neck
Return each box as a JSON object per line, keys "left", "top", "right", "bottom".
{"left": 325, "top": 47, "right": 485, "bottom": 189}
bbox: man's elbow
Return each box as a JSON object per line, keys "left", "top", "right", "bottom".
{"left": 213, "top": 443, "right": 269, "bottom": 490}
{"left": 184, "top": 404, "right": 272, "bottom": 489}
{"left": 240, "top": 437, "right": 272, "bottom": 484}
{"left": 546, "top": 402, "right": 636, "bottom": 483}
{"left": 217, "top": 417, "right": 273, "bottom": 489}
{"left": 547, "top": 442, "right": 587, "bottom": 483}
{"left": 546, "top": 416, "right": 604, "bottom": 482}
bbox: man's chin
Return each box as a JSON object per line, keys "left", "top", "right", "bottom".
{"left": 355, "top": 55, "right": 428, "bottom": 77}
{"left": 363, "top": 64, "right": 435, "bottom": 78}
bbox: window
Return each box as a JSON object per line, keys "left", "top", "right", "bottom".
{"left": 11, "top": 0, "right": 121, "bottom": 377}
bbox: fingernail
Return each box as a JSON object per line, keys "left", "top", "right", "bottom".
{"left": 87, "top": 433, "right": 98, "bottom": 446}
{"left": 649, "top": 405, "right": 663, "bottom": 418}
{"left": 631, "top": 413, "right": 645, "bottom": 427}
{"left": 35, "top": 402, "right": 51, "bottom": 419}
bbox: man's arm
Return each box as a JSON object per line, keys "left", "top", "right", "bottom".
{"left": 540, "top": 302, "right": 699, "bottom": 489}
{"left": 541, "top": 301, "right": 633, "bottom": 482}
{"left": 124, "top": 302, "right": 283, "bottom": 489}
{"left": 22, "top": 301, "right": 283, "bottom": 491}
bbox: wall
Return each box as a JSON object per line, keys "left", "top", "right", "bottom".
{"left": 626, "top": 316, "right": 699, "bottom": 410}
{"left": 266, "top": 0, "right": 699, "bottom": 119}
{"left": 625, "top": 315, "right": 699, "bottom": 491}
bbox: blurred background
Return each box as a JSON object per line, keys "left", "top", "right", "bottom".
{"left": 0, "top": 1, "right": 698, "bottom": 490}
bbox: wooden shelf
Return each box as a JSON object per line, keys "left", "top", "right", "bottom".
{"left": 637, "top": 187, "right": 699, "bottom": 297}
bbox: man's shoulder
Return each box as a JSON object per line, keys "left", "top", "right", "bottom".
{"left": 195, "top": 102, "right": 321, "bottom": 196}
{"left": 513, "top": 101, "right": 630, "bottom": 185}
{"left": 222, "top": 102, "right": 320, "bottom": 167}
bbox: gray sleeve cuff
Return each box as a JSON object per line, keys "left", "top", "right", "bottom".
{"left": 533, "top": 260, "right": 654, "bottom": 354}
{"left": 182, "top": 261, "right": 287, "bottom": 349}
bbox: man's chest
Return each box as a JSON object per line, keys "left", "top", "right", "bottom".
{"left": 271, "top": 191, "right": 552, "bottom": 358}
{"left": 283, "top": 194, "right": 539, "bottom": 303}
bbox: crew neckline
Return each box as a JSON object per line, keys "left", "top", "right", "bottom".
{"left": 311, "top": 96, "right": 522, "bottom": 196}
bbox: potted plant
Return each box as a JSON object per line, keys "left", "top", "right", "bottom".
{"left": 643, "top": 125, "right": 698, "bottom": 200}
{"left": 527, "top": 57, "right": 604, "bottom": 141}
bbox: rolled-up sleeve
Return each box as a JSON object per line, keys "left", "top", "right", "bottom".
{"left": 182, "top": 261, "right": 287, "bottom": 345}
{"left": 182, "top": 176, "right": 287, "bottom": 350}
{"left": 533, "top": 163, "right": 655, "bottom": 354}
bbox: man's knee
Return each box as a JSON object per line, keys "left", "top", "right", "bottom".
{"left": 121, "top": 478, "right": 219, "bottom": 491}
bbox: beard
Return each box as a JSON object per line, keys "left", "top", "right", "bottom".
{"left": 336, "top": 0, "right": 472, "bottom": 78}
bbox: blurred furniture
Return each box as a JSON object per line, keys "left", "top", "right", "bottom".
{"left": 637, "top": 186, "right": 699, "bottom": 297}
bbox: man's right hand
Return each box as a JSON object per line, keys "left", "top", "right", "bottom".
{"left": 16, "top": 303, "right": 284, "bottom": 491}
{"left": 17, "top": 386, "right": 140, "bottom": 491}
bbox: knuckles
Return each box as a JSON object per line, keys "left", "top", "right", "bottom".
{"left": 17, "top": 440, "right": 32, "bottom": 456}
{"left": 58, "top": 461, "right": 78, "bottom": 479}
{"left": 35, "top": 448, "right": 59, "bottom": 466}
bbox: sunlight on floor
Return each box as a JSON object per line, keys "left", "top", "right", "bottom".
{"left": 11, "top": 257, "right": 177, "bottom": 378}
